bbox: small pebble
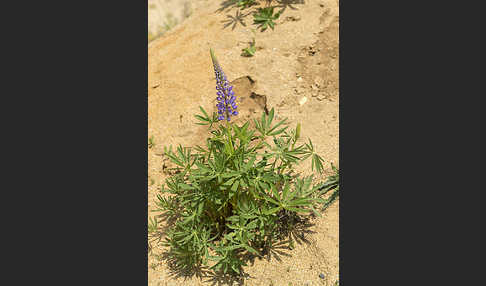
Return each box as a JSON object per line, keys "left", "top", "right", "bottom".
{"left": 319, "top": 273, "right": 325, "bottom": 279}
{"left": 299, "top": 96, "right": 308, "bottom": 106}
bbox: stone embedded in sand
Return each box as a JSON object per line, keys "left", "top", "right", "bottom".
{"left": 299, "top": 96, "right": 308, "bottom": 106}
{"left": 225, "top": 76, "right": 269, "bottom": 123}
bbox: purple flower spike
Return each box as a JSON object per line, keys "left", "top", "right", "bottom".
{"left": 210, "top": 48, "right": 238, "bottom": 122}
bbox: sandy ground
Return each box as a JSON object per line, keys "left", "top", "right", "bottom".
{"left": 148, "top": 0, "right": 208, "bottom": 41}
{"left": 148, "top": 0, "right": 339, "bottom": 285}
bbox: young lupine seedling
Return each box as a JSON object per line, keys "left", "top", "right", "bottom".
{"left": 236, "top": 0, "right": 258, "bottom": 9}
{"left": 148, "top": 136, "right": 155, "bottom": 149}
{"left": 241, "top": 38, "right": 256, "bottom": 57}
{"left": 253, "top": 7, "right": 281, "bottom": 31}
{"left": 153, "top": 49, "right": 330, "bottom": 276}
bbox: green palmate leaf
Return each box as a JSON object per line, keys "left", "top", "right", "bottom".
{"left": 253, "top": 7, "right": 280, "bottom": 32}
{"left": 231, "top": 180, "right": 240, "bottom": 192}
{"left": 286, "top": 197, "right": 313, "bottom": 207}
{"left": 285, "top": 207, "right": 311, "bottom": 213}
{"left": 199, "top": 106, "right": 209, "bottom": 118}
{"left": 267, "top": 206, "right": 282, "bottom": 215}
{"left": 311, "top": 153, "right": 325, "bottom": 173}
{"left": 268, "top": 119, "right": 288, "bottom": 136}
{"left": 179, "top": 183, "right": 194, "bottom": 190}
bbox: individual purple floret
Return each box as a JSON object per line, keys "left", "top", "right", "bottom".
{"left": 210, "top": 48, "right": 238, "bottom": 121}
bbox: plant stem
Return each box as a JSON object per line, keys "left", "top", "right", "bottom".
{"left": 226, "top": 121, "right": 235, "bottom": 154}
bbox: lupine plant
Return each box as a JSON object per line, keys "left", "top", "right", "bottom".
{"left": 253, "top": 7, "right": 281, "bottom": 31}
{"left": 152, "top": 49, "right": 332, "bottom": 276}
{"left": 236, "top": 0, "right": 258, "bottom": 9}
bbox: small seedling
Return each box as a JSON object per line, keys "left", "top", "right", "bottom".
{"left": 253, "top": 7, "right": 280, "bottom": 31}
{"left": 236, "top": 0, "right": 258, "bottom": 9}
{"left": 148, "top": 136, "right": 155, "bottom": 149}
{"left": 241, "top": 38, "right": 256, "bottom": 57}
{"left": 150, "top": 178, "right": 155, "bottom": 186}
{"left": 150, "top": 263, "right": 158, "bottom": 270}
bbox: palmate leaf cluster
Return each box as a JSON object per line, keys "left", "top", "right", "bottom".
{"left": 153, "top": 107, "right": 329, "bottom": 276}
{"left": 235, "top": 0, "right": 258, "bottom": 9}
{"left": 253, "top": 7, "right": 281, "bottom": 31}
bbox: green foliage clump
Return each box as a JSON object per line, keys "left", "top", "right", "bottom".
{"left": 241, "top": 38, "right": 256, "bottom": 57}
{"left": 152, "top": 106, "right": 334, "bottom": 276}
{"left": 236, "top": 0, "right": 258, "bottom": 9}
{"left": 148, "top": 135, "right": 155, "bottom": 149}
{"left": 253, "top": 7, "right": 281, "bottom": 31}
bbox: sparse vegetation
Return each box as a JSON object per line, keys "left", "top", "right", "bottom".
{"left": 253, "top": 7, "right": 281, "bottom": 31}
{"left": 236, "top": 0, "right": 258, "bottom": 9}
{"left": 148, "top": 136, "right": 155, "bottom": 149}
{"left": 241, "top": 38, "right": 256, "bottom": 57}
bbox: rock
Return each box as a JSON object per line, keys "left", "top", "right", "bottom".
{"left": 299, "top": 97, "right": 308, "bottom": 106}
{"left": 285, "top": 15, "right": 301, "bottom": 22}
{"left": 227, "top": 76, "right": 268, "bottom": 124}
{"left": 319, "top": 273, "right": 325, "bottom": 279}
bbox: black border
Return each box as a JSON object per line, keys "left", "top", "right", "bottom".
{"left": 7, "top": 1, "right": 148, "bottom": 284}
